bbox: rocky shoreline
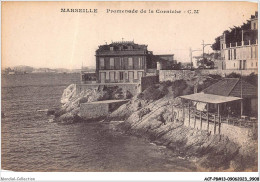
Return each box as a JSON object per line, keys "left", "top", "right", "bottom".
{"left": 54, "top": 80, "right": 258, "bottom": 171}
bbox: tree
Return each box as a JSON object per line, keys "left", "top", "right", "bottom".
{"left": 211, "top": 36, "right": 221, "bottom": 50}
{"left": 172, "top": 62, "right": 182, "bottom": 70}
{"left": 211, "top": 19, "right": 257, "bottom": 50}
{"left": 198, "top": 58, "right": 214, "bottom": 69}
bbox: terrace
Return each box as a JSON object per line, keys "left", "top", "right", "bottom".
{"left": 179, "top": 93, "right": 257, "bottom": 134}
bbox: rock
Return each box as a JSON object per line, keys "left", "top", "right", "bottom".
{"left": 1, "top": 112, "right": 5, "bottom": 118}
{"left": 61, "top": 84, "right": 77, "bottom": 104}
{"left": 47, "top": 109, "right": 55, "bottom": 116}
{"left": 55, "top": 112, "right": 83, "bottom": 123}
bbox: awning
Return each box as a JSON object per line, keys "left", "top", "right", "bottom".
{"left": 179, "top": 93, "right": 242, "bottom": 104}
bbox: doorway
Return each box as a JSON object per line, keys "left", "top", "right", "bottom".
{"left": 128, "top": 71, "right": 134, "bottom": 83}
{"left": 100, "top": 72, "right": 106, "bottom": 83}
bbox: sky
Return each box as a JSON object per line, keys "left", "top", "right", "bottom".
{"left": 2, "top": 1, "right": 258, "bottom": 69}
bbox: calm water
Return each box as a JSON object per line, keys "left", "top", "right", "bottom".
{"left": 1, "top": 73, "right": 196, "bottom": 172}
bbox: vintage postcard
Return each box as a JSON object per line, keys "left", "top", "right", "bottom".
{"left": 1, "top": 1, "right": 259, "bottom": 181}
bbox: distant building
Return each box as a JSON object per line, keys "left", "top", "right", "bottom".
{"left": 219, "top": 11, "right": 258, "bottom": 70}
{"left": 84, "top": 41, "right": 175, "bottom": 83}
{"left": 152, "top": 54, "right": 176, "bottom": 70}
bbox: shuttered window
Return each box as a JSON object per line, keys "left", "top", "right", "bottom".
{"left": 110, "top": 58, "right": 115, "bottom": 69}
{"left": 128, "top": 57, "right": 133, "bottom": 69}
{"left": 100, "top": 58, "right": 105, "bottom": 69}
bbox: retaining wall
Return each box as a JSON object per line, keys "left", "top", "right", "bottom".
{"left": 159, "top": 69, "right": 258, "bottom": 82}
{"left": 181, "top": 111, "right": 255, "bottom": 146}
{"left": 80, "top": 100, "right": 129, "bottom": 119}
{"left": 76, "top": 83, "right": 139, "bottom": 96}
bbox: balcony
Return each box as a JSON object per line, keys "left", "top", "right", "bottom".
{"left": 224, "top": 39, "right": 258, "bottom": 49}
{"left": 96, "top": 50, "right": 147, "bottom": 56}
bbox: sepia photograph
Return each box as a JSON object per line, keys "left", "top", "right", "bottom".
{"left": 1, "top": 0, "right": 259, "bottom": 180}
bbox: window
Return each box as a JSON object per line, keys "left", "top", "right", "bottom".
{"left": 234, "top": 63, "right": 235, "bottom": 67}
{"left": 109, "top": 58, "right": 115, "bottom": 69}
{"left": 251, "top": 63, "right": 253, "bottom": 67}
{"left": 119, "top": 72, "right": 124, "bottom": 81}
{"left": 138, "top": 57, "right": 143, "bottom": 69}
{"left": 234, "top": 49, "right": 236, "bottom": 59}
{"left": 110, "top": 47, "right": 114, "bottom": 51}
{"left": 128, "top": 57, "right": 133, "bottom": 69}
{"left": 138, "top": 72, "right": 143, "bottom": 80}
{"left": 119, "top": 57, "right": 123, "bottom": 69}
{"left": 109, "top": 72, "right": 115, "bottom": 82}
{"left": 100, "top": 58, "right": 105, "bottom": 69}
{"left": 228, "top": 50, "right": 230, "bottom": 60}
{"left": 254, "top": 23, "right": 256, "bottom": 30}
{"left": 256, "top": 62, "right": 258, "bottom": 67}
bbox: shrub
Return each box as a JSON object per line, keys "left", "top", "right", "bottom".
{"left": 244, "top": 73, "right": 257, "bottom": 86}
{"left": 124, "top": 90, "right": 133, "bottom": 99}
{"left": 226, "top": 72, "right": 241, "bottom": 78}
{"left": 137, "top": 84, "right": 167, "bottom": 101}
{"left": 171, "top": 79, "right": 190, "bottom": 97}
{"left": 208, "top": 74, "right": 222, "bottom": 80}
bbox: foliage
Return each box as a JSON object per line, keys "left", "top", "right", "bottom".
{"left": 212, "top": 19, "right": 258, "bottom": 51}
{"left": 171, "top": 79, "right": 193, "bottom": 98}
{"left": 208, "top": 74, "right": 222, "bottom": 80}
{"left": 243, "top": 73, "right": 258, "bottom": 86}
{"left": 211, "top": 36, "right": 221, "bottom": 50}
{"left": 226, "top": 72, "right": 241, "bottom": 78}
{"left": 224, "top": 72, "right": 257, "bottom": 86}
{"left": 137, "top": 84, "right": 168, "bottom": 101}
{"left": 197, "top": 58, "right": 214, "bottom": 68}
{"left": 172, "top": 62, "right": 182, "bottom": 70}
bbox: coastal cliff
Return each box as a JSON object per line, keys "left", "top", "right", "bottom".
{"left": 54, "top": 84, "right": 132, "bottom": 123}
{"left": 57, "top": 78, "right": 258, "bottom": 171}
{"left": 114, "top": 97, "right": 258, "bottom": 171}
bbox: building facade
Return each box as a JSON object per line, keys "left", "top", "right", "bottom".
{"left": 95, "top": 41, "right": 174, "bottom": 83}
{"left": 219, "top": 12, "right": 258, "bottom": 70}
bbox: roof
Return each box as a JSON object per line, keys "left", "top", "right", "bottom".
{"left": 179, "top": 93, "right": 242, "bottom": 104}
{"left": 97, "top": 41, "right": 147, "bottom": 52}
{"left": 202, "top": 78, "right": 239, "bottom": 96}
{"left": 202, "top": 78, "right": 257, "bottom": 98}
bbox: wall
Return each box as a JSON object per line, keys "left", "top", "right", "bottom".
{"left": 80, "top": 102, "right": 109, "bottom": 119}
{"left": 140, "top": 75, "right": 159, "bottom": 91}
{"left": 181, "top": 111, "right": 255, "bottom": 146}
{"left": 159, "top": 69, "right": 258, "bottom": 82}
{"left": 200, "top": 69, "right": 258, "bottom": 76}
{"left": 80, "top": 100, "right": 129, "bottom": 119}
{"left": 159, "top": 70, "right": 196, "bottom": 82}
{"left": 76, "top": 83, "right": 139, "bottom": 96}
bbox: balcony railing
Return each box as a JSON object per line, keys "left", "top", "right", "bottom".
{"left": 185, "top": 107, "right": 257, "bottom": 129}
{"left": 96, "top": 50, "right": 147, "bottom": 56}
{"left": 224, "top": 39, "right": 258, "bottom": 49}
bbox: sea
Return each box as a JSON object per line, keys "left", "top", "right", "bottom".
{"left": 1, "top": 73, "right": 196, "bottom": 172}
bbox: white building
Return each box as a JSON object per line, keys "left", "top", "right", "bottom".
{"left": 219, "top": 12, "right": 258, "bottom": 70}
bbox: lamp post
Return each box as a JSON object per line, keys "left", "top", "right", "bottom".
{"left": 201, "top": 40, "right": 211, "bottom": 69}
{"left": 190, "top": 48, "right": 202, "bottom": 70}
